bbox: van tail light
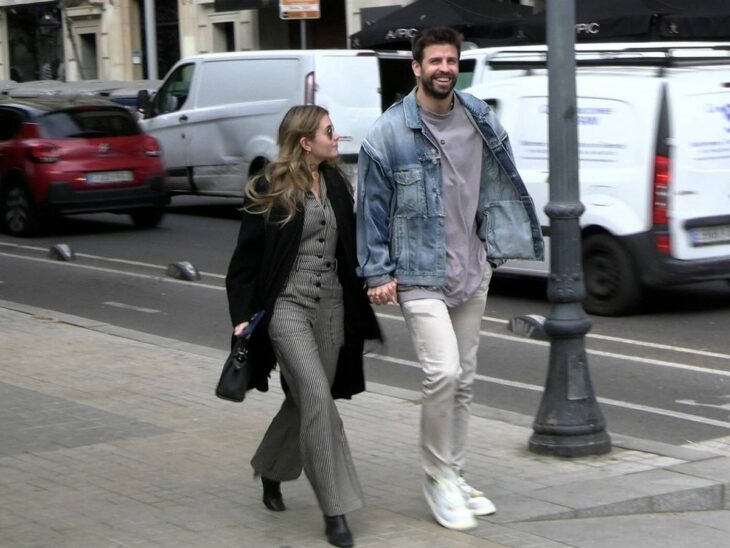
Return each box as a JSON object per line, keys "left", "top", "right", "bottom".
{"left": 304, "top": 71, "right": 316, "bottom": 104}
{"left": 28, "top": 143, "right": 60, "bottom": 163}
{"left": 652, "top": 154, "right": 671, "bottom": 253}
{"left": 143, "top": 135, "right": 161, "bottom": 157}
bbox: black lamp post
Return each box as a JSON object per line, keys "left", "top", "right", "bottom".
{"left": 528, "top": 0, "right": 612, "bottom": 457}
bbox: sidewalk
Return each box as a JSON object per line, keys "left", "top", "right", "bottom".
{"left": 1, "top": 299, "right": 730, "bottom": 547}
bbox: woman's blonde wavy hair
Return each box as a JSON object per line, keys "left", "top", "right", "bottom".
{"left": 244, "top": 105, "right": 335, "bottom": 224}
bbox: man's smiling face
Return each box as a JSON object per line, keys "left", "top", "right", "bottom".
{"left": 412, "top": 44, "right": 459, "bottom": 100}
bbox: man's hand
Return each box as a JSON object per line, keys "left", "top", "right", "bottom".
{"left": 367, "top": 279, "right": 398, "bottom": 305}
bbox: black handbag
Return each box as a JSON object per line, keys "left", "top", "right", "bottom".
{"left": 216, "top": 311, "right": 265, "bottom": 402}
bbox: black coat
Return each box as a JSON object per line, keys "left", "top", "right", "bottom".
{"left": 225, "top": 165, "right": 381, "bottom": 399}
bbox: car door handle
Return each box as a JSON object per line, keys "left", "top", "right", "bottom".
{"left": 179, "top": 114, "right": 188, "bottom": 122}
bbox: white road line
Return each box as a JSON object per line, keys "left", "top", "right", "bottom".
{"left": 102, "top": 301, "right": 160, "bottom": 314}
{"left": 480, "top": 314, "right": 730, "bottom": 360}
{"left": 367, "top": 353, "right": 730, "bottom": 430}
{"left": 0, "top": 242, "right": 225, "bottom": 278}
{"left": 3, "top": 246, "right": 727, "bottom": 362}
{"left": 0, "top": 252, "right": 225, "bottom": 290}
{"left": 375, "top": 312, "right": 730, "bottom": 378}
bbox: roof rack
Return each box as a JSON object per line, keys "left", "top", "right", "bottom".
{"left": 485, "top": 45, "right": 730, "bottom": 71}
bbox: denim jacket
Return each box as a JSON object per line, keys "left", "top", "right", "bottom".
{"left": 356, "top": 88, "right": 544, "bottom": 288}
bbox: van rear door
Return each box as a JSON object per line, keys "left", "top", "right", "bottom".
{"left": 314, "top": 53, "right": 381, "bottom": 165}
{"left": 668, "top": 68, "right": 730, "bottom": 260}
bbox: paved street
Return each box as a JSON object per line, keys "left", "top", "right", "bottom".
{"left": 2, "top": 299, "right": 730, "bottom": 547}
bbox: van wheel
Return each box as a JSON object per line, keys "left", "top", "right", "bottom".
{"left": 2, "top": 182, "right": 39, "bottom": 237}
{"left": 582, "top": 234, "right": 642, "bottom": 316}
{"left": 130, "top": 207, "right": 165, "bottom": 228}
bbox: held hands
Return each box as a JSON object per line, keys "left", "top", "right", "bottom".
{"left": 233, "top": 321, "right": 249, "bottom": 337}
{"left": 367, "top": 279, "right": 398, "bottom": 305}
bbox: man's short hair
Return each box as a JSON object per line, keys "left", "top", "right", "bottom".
{"left": 412, "top": 26, "right": 463, "bottom": 63}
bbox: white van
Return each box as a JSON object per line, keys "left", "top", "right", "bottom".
{"left": 464, "top": 48, "right": 730, "bottom": 315}
{"left": 138, "top": 50, "right": 413, "bottom": 196}
{"left": 459, "top": 41, "right": 730, "bottom": 89}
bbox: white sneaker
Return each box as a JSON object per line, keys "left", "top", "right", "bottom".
{"left": 456, "top": 475, "right": 496, "bottom": 516}
{"left": 423, "top": 474, "right": 477, "bottom": 530}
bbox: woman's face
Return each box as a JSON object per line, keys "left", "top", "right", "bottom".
{"left": 304, "top": 115, "right": 339, "bottom": 165}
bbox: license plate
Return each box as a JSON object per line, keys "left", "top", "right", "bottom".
{"left": 86, "top": 170, "right": 134, "bottom": 184}
{"left": 689, "top": 224, "right": 730, "bottom": 246}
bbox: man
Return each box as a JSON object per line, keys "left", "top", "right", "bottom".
{"left": 356, "top": 26, "right": 544, "bottom": 531}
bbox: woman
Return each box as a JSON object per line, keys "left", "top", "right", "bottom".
{"left": 225, "top": 105, "right": 380, "bottom": 548}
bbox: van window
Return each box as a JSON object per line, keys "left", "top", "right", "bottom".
{"left": 197, "top": 58, "right": 301, "bottom": 108}
{"left": 514, "top": 96, "right": 637, "bottom": 171}
{"left": 378, "top": 56, "right": 415, "bottom": 111}
{"left": 316, "top": 56, "right": 380, "bottom": 109}
{"left": 156, "top": 63, "right": 195, "bottom": 114}
{"left": 457, "top": 59, "right": 476, "bottom": 90}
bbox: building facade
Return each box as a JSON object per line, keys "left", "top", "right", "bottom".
{"left": 0, "top": 0, "right": 538, "bottom": 81}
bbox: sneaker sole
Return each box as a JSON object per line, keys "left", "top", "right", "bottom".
{"left": 423, "top": 487, "right": 477, "bottom": 531}
{"left": 470, "top": 504, "right": 496, "bottom": 516}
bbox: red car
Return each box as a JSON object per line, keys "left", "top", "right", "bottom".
{"left": 0, "top": 96, "right": 168, "bottom": 236}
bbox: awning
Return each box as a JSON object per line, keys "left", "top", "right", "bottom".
{"left": 516, "top": 0, "right": 730, "bottom": 43}
{"left": 350, "top": 0, "right": 531, "bottom": 50}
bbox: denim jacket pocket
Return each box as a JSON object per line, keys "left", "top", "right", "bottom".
{"left": 393, "top": 167, "right": 426, "bottom": 218}
{"left": 479, "top": 200, "right": 536, "bottom": 260}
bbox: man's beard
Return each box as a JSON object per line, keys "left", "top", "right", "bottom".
{"left": 420, "top": 72, "right": 456, "bottom": 100}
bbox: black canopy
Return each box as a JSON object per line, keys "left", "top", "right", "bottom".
{"left": 350, "top": 0, "right": 531, "bottom": 50}
{"left": 516, "top": 0, "right": 730, "bottom": 43}
{"left": 516, "top": 0, "right": 666, "bottom": 43}
{"left": 656, "top": 0, "right": 730, "bottom": 39}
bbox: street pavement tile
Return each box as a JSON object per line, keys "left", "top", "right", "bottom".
{"left": 513, "top": 513, "right": 730, "bottom": 548}
{"left": 666, "top": 455, "right": 730, "bottom": 482}
{"left": 0, "top": 381, "right": 169, "bottom": 457}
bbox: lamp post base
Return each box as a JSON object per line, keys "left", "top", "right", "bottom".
{"left": 529, "top": 430, "right": 612, "bottom": 458}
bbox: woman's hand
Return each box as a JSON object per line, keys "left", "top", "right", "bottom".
{"left": 233, "top": 321, "right": 249, "bottom": 337}
{"left": 367, "top": 279, "right": 398, "bottom": 305}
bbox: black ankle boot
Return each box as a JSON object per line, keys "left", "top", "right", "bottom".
{"left": 324, "top": 514, "right": 353, "bottom": 547}
{"left": 261, "top": 477, "right": 285, "bottom": 511}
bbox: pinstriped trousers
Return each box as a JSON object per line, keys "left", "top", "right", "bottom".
{"left": 250, "top": 264, "right": 365, "bottom": 516}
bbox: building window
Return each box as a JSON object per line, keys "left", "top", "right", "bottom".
{"left": 212, "top": 21, "right": 235, "bottom": 52}
{"left": 8, "top": 3, "right": 63, "bottom": 82}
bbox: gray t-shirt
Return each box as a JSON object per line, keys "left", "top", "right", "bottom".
{"left": 399, "top": 99, "right": 487, "bottom": 307}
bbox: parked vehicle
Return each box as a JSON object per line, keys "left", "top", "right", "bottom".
{"left": 137, "top": 49, "right": 413, "bottom": 197}
{"left": 458, "top": 41, "right": 730, "bottom": 89}
{"left": 0, "top": 96, "right": 168, "bottom": 237}
{"left": 463, "top": 47, "right": 730, "bottom": 315}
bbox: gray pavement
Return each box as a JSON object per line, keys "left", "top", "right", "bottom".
{"left": 2, "top": 299, "right": 730, "bottom": 547}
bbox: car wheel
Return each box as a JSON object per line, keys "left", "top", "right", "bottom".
{"left": 582, "top": 233, "right": 643, "bottom": 316}
{"left": 2, "top": 182, "right": 39, "bottom": 237}
{"left": 130, "top": 207, "right": 165, "bottom": 228}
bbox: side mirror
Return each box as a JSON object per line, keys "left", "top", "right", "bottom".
{"left": 137, "top": 89, "right": 153, "bottom": 119}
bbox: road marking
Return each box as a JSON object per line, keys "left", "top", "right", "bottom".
{"left": 382, "top": 310, "right": 730, "bottom": 361}
{"left": 375, "top": 312, "right": 730, "bottom": 377}
{"left": 0, "top": 252, "right": 225, "bottom": 290}
{"left": 3, "top": 246, "right": 728, "bottom": 362}
{"left": 676, "top": 399, "right": 730, "bottom": 412}
{"left": 482, "top": 315, "right": 730, "bottom": 360}
{"left": 367, "top": 353, "right": 730, "bottom": 430}
{"left": 0, "top": 243, "right": 225, "bottom": 278}
{"left": 102, "top": 301, "right": 160, "bottom": 314}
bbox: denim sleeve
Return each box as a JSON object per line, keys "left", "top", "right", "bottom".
{"left": 356, "top": 143, "right": 396, "bottom": 288}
